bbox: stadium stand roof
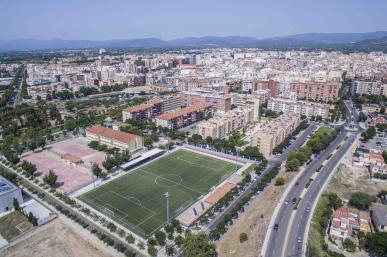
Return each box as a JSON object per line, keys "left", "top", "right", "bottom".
{"left": 120, "top": 148, "right": 165, "bottom": 170}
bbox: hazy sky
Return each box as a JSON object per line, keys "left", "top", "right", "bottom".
{"left": 1, "top": 0, "right": 387, "bottom": 40}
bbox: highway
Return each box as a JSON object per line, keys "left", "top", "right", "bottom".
{"left": 204, "top": 122, "right": 317, "bottom": 232}
{"left": 263, "top": 101, "right": 362, "bottom": 257}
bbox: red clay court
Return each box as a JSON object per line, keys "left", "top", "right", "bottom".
{"left": 22, "top": 152, "right": 93, "bottom": 193}
{"left": 51, "top": 140, "right": 106, "bottom": 166}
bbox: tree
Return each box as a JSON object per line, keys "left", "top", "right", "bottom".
{"left": 28, "top": 140, "right": 37, "bottom": 152}
{"left": 147, "top": 245, "right": 157, "bottom": 256}
{"left": 88, "top": 141, "right": 100, "bottom": 149}
{"left": 241, "top": 146, "right": 264, "bottom": 160}
{"left": 154, "top": 230, "right": 166, "bottom": 246}
{"left": 102, "top": 156, "right": 115, "bottom": 172}
{"left": 21, "top": 160, "right": 37, "bottom": 177}
{"left": 28, "top": 212, "right": 38, "bottom": 226}
{"left": 295, "top": 151, "right": 306, "bottom": 164}
{"left": 13, "top": 197, "right": 20, "bottom": 211}
{"left": 181, "top": 233, "right": 216, "bottom": 257}
{"left": 362, "top": 127, "right": 376, "bottom": 141}
{"left": 358, "top": 112, "right": 367, "bottom": 122}
{"left": 126, "top": 234, "right": 135, "bottom": 244}
{"left": 190, "top": 134, "right": 203, "bottom": 145}
{"left": 43, "top": 169, "right": 57, "bottom": 187}
{"left": 239, "top": 232, "right": 248, "bottom": 243}
{"left": 286, "top": 158, "right": 300, "bottom": 172}
{"left": 343, "top": 238, "right": 356, "bottom": 252}
{"left": 144, "top": 136, "right": 154, "bottom": 148}
{"left": 100, "top": 172, "right": 108, "bottom": 179}
{"left": 365, "top": 232, "right": 387, "bottom": 257}
{"left": 165, "top": 244, "right": 175, "bottom": 256}
{"left": 174, "top": 235, "right": 184, "bottom": 247}
{"left": 349, "top": 192, "right": 376, "bottom": 210}
{"left": 205, "top": 136, "right": 214, "bottom": 146}
{"left": 92, "top": 163, "right": 102, "bottom": 178}
{"left": 275, "top": 177, "right": 285, "bottom": 186}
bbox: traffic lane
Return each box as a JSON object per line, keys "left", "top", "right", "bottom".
{"left": 266, "top": 129, "right": 347, "bottom": 257}
{"left": 264, "top": 125, "right": 318, "bottom": 256}
{"left": 286, "top": 133, "right": 357, "bottom": 256}
{"left": 276, "top": 124, "right": 317, "bottom": 162}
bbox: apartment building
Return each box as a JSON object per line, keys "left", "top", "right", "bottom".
{"left": 289, "top": 82, "right": 340, "bottom": 102}
{"left": 122, "top": 96, "right": 181, "bottom": 122}
{"left": 352, "top": 80, "right": 387, "bottom": 96}
{"left": 122, "top": 98, "right": 163, "bottom": 122}
{"left": 251, "top": 114, "right": 300, "bottom": 157}
{"left": 229, "top": 93, "right": 260, "bottom": 120}
{"left": 267, "top": 97, "right": 331, "bottom": 119}
{"left": 86, "top": 125, "right": 143, "bottom": 152}
{"left": 181, "top": 89, "right": 232, "bottom": 112}
{"left": 329, "top": 206, "right": 370, "bottom": 239}
{"left": 253, "top": 89, "right": 271, "bottom": 103}
{"left": 27, "top": 82, "right": 66, "bottom": 99}
{"left": 162, "top": 95, "right": 181, "bottom": 112}
{"left": 155, "top": 103, "right": 212, "bottom": 130}
{"left": 196, "top": 107, "right": 253, "bottom": 139}
{"left": 362, "top": 104, "right": 381, "bottom": 114}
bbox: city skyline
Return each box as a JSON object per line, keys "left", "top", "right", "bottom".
{"left": 1, "top": 0, "right": 387, "bottom": 40}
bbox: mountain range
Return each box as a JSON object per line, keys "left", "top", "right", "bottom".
{"left": 1, "top": 31, "right": 387, "bottom": 52}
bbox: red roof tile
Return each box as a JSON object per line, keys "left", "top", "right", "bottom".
{"left": 156, "top": 103, "right": 211, "bottom": 120}
{"left": 86, "top": 125, "right": 139, "bottom": 144}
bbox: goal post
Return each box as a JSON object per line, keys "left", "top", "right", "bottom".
{"left": 104, "top": 207, "right": 114, "bottom": 218}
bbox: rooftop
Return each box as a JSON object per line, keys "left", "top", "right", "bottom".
{"left": 86, "top": 125, "right": 139, "bottom": 144}
{"left": 156, "top": 102, "right": 211, "bottom": 120}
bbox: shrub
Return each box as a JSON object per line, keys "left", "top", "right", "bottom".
{"left": 349, "top": 192, "right": 376, "bottom": 210}
{"left": 275, "top": 177, "right": 285, "bottom": 186}
{"left": 239, "top": 232, "right": 248, "bottom": 243}
{"left": 343, "top": 238, "right": 356, "bottom": 252}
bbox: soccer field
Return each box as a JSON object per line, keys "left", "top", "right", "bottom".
{"left": 78, "top": 149, "right": 237, "bottom": 237}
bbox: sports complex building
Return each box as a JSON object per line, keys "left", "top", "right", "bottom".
{"left": 78, "top": 146, "right": 251, "bottom": 238}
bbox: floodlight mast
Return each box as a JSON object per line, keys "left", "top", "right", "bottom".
{"left": 164, "top": 192, "right": 170, "bottom": 223}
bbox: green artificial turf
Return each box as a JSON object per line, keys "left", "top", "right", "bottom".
{"left": 79, "top": 149, "right": 237, "bottom": 237}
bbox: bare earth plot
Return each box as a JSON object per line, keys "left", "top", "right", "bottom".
{"left": 326, "top": 151, "right": 386, "bottom": 200}
{"left": 0, "top": 218, "right": 113, "bottom": 257}
{"left": 218, "top": 167, "right": 296, "bottom": 257}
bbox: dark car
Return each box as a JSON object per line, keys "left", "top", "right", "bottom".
{"left": 292, "top": 197, "right": 297, "bottom": 204}
{"left": 295, "top": 182, "right": 300, "bottom": 187}
{"left": 274, "top": 224, "right": 279, "bottom": 230}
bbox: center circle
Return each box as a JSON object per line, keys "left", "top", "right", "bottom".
{"left": 155, "top": 174, "right": 182, "bottom": 187}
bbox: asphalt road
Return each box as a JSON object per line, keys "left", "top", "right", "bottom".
{"left": 204, "top": 122, "right": 317, "bottom": 232}
{"left": 264, "top": 102, "right": 362, "bottom": 257}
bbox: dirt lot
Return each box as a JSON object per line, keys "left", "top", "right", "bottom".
{"left": 0, "top": 218, "right": 113, "bottom": 257}
{"left": 218, "top": 166, "right": 297, "bottom": 257}
{"left": 326, "top": 142, "right": 386, "bottom": 200}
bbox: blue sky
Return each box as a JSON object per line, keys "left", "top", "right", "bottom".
{"left": 1, "top": 0, "right": 387, "bottom": 40}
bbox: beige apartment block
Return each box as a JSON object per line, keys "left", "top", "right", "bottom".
{"left": 196, "top": 107, "right": 254, "bottom": 139}
{"left": 251, "top": 114, "right": 300, "bottom": 157}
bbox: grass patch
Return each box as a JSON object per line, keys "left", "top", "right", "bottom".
{"left": 0, "top": 211, "right": 33, "bottom": 241}
{"left": 308, "top": 193, "right": 344, "bottom": 257}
